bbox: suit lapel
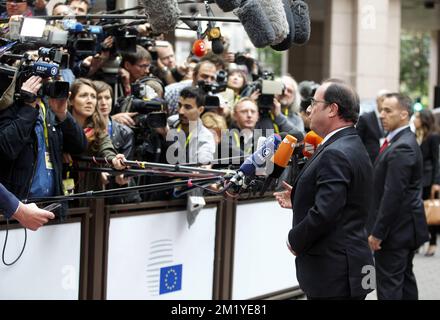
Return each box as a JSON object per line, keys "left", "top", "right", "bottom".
{"left": 374, "top": 127, "right": 411, "bottom": 165}
{"left": 293, "top": 127, "right": 357, "bottom": 187}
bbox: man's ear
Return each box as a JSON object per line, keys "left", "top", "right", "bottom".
{"left": 198, "top": 106, "right": 205, "bottom": 115}
{"left": 329, "top": 103, "right": 339, "bottom": 118}
{"left": 400, "top": 109, "right": 409, "bottom": 121}
{"left": 123, "top": 61, "right": 130, "bottom": 70}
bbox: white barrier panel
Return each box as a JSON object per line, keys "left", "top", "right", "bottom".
{"left": 232, "top": 201, "right": 298, "bottom": 299}
{"left": 0, "top": 222, "right": 81, "bottom": 300}
{"left": 106, "top": 207, "right": 217, "bottom": 300}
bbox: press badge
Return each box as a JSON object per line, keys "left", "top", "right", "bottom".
{"left": 45, "top": 152, "right": 54, "bottom": 170}
{"left": 62, "top": 178, "right": 75, "bottom": 195}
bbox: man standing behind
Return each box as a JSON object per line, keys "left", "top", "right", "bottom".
{"left": 356, "top": 90, "right": 389, "bottom": 164}
{"left": 274, "top": 79, "right": 374, "bottom": 299}
{"left": 367, "top": 93, "right": 429, "bottom": 300}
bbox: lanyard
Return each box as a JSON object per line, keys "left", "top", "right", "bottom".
{"left": 39, "top": 101, "right": 50, "bottom": 149}
{"left": 269, "top": 112, "right": 280, "bottom": 134}
{"left": 177, "top": 124, "right": 192, "bottom": 147}
{"left": 233, "top": 131, "right": 252, "bottom": 154}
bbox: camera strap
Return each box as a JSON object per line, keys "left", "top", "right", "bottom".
{"left": 39, "top": 101, "right": 49, "bottom": 149}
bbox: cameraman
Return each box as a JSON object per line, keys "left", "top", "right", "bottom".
{"left": 277, "top": 75, "right": 305, "bottom": 134}
{"left": 150, "top": 41, "right": 187, "bottom": 86}
{"left": 0, "top": 75, "right": 87, "bottom": 200}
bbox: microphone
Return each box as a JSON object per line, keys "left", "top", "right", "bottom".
{"left": 234, "top": 0, "right": 276, "bottom": 48}
{"left": 303, "top": 131, "right": 323, "bottom": 158}
{"left": 141, "top": 0, "right": 181, "bottom": 34}
{"left": 259, "top": 0, "right": 289, "bottom": 45}
{"left": 211, "top": 38, "right": 224, "bottom": 54}
{"left": 215, "top": 0, "right": 241, "bottom": 12}
{"left": 291, "top": 0, "right": 311, "bottom": 46}
{"left": 259, "top": 134, "right": 297, "bottom": 195}
{"left": 229, "top": 134, "right": 282, "bottom": 190}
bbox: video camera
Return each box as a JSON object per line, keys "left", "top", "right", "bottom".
{"left": 14, "top": 52, "right": 70, "bottom": 100}
{"left": 241, "top": 71, "right": 284, "bottom": 112}
{"left": 197, "top": 70, "right": 228, "bottom": 110}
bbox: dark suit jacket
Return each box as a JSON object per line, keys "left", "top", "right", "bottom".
{"left": 0, "top": 182, "right": 19, "bottom": 219}
{"left": 420, "top": 133, "right": 440, "bottom": 189}
{"left": 288, "top": 127, "right": 374, "bottom": 298}
{"left": 367, "top": 127, "right": 429, "bottom": 250}
{"left": 356, "top": 111, "right": 385, "bottom": 164}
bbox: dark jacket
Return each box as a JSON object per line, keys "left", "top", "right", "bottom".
{"left": 289, "top": 127, "right": 374, "bottom": 298}
{"left": 368, "top": 127, "right": 429, "bottom": 250}
{"left": 0, "top": 102, "right": 87, "bottom": 200}
{"left": 110, "top": 119, "right": 134, "bottom": 159}
{"left": 356, "top": 111, "right": 385, "bottom": 164}
{"left": 420, "top": 133, "right": 440, "bottom": 188}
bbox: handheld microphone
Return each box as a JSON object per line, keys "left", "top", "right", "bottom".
{"left": 259, "top": 134, "right": 297, "bottom": 195}
{"left": 229, "top": 134, "right": 282, "bottom": 189}
{"left": 303, "top": 131, "right": 323, "bottom": 158}
{"left": 211, "top": 38, "right": 224, "bottom": 54}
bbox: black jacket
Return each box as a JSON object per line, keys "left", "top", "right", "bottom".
{"left": 110, "top": 119, "right": 134, "bottom": 159}
{"left": 0, "top": 102, "right": 87, "bottom": 200}
{"left": 368, "top": 127, "right": 429, "bottom": 249}
{"left": 356, "top": 111, "right": 385, "bottom": 164}
{"left": 289, "top": 127, "right": 374, "bottom": 298}
{"left": 420, "top": 133, "right": 440, "bottom": 188}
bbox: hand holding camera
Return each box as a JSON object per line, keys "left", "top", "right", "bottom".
{"left": 20, "top": 75, "right": 42, "bottom": 106}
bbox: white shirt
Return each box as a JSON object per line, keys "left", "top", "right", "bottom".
{"left": 320, "top": 126, "right": 352, "bottom": 146}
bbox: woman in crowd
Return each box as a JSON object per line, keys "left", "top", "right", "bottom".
{"left": 414, "top": 109, "right": 440, "bottom": 256}
{"left": 68, "top": 78, "right": 126, "bottom": 198}
{"left": 93, "top": 80, "right": 141, "bottom": 204}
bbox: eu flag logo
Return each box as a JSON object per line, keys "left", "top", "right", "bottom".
{"left": 159, "top": 264, "right": 182, "bottom": 294}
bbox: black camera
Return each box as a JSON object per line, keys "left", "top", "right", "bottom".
{"left": 38, "top": 47, "right": 70, "bottom": 69}
{"left": 15, "top": 56, "right": 70, "bottom": 100}
{"left": 298, "top": 80, "right": 319, "bottom": 111}
{"left": 241, "top": 71, "right": 284, "bottom": 111}
{"left": 197, "top": 70, "right": 228, "bottom": 110}
{"left": 131, "top": 98, "right": 168, "bottom": 129}
{"left": 235, "top": 52, "right": 255, "bottom": 73}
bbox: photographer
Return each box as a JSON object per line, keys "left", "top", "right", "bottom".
{"left": 0, "top": 75, "right": 87, "bottom": 200}
{"left": 150, "top": 41, "right": 187, "bottom": 86}
{"left": 278, "top": 75, "right": 305, "bottom": 134}
{"left": 165, "top": 60, "right": 217, "bottom": 115}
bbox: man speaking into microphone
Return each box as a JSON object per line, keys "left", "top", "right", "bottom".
{"left": 274, "top": 79, "right": 374, "bottom": 300}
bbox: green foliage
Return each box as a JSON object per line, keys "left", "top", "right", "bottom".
{"left": 400, "top": 31, "right": 430, "bottom": 104}
{"left": 257, "top": 47, "right": 283, "bottom": 76}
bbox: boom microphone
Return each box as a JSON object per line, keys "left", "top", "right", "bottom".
{"left": 141, "top": 0, "right": 181, "bottom": 34}
{"left": 291, "top": 0, "right": 311, "bottom": 46}
{"left": 234, "top": 0, "right": 276, "bottom": 48}
{"left": 215, "top": 0, "right": 242, "bottom": 12}
{"left": 259, "top": 0, "right": 289, "bottom": 45}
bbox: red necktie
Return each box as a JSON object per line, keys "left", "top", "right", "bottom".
{"left": 379, "top": 138, "right": 389, "bottom": 154}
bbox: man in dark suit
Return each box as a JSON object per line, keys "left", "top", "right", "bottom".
{"left": 274, "top": 79, "right": 374, "bottom": 299}
{"left": 367, "top": 93, "right": 429, "bottom": 300}
{"left": 0, "top": 183, "right": 54, "bottom": 231}
{"left": 356, "top": 90, "right": 388, "bottom": 164}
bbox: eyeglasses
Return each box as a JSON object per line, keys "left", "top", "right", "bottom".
{"left": 310, "top": 98, "right": 331, "bottom": 108}
{"left": 136, "top": 63, "right": 151, "bottom": 69}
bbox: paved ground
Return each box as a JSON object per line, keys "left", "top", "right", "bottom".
{"left": 366, "top": 241, "right": 440, "bottom": 300}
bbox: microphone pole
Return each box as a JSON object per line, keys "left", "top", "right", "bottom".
{"left": 72, "top": 155, "right": 231, "bottom": 176}
{"left": 0, "top": 15, "right": 241, "bottom": 24}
